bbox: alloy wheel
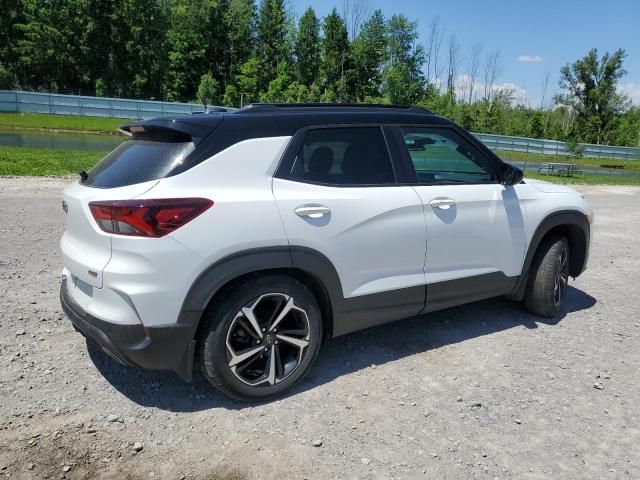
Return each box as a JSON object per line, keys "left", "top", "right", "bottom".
{"left": 553, "top": 247, "right": 569, "bottom": 307}
{"left": 225, "top": 293, "right": 311, "bottom": 386}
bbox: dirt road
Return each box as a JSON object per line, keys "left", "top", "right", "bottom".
{"left": 1, "top": 177, "right": 638, "bottom": 479}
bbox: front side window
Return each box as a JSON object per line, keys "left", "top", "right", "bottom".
{"left": 290, "top": 127, "right": 395, "bottom": 185}
{"left": 400, "top": 127, "right": 496, "bottom": 184}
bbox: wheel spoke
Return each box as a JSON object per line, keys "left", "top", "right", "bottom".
{"left": 241, "top": 307, "right": 263, "bottom": 339}
{"left": 277, "top": 328, "right": 308, "bottom": 336}
{"left": 266, "top": 345, "right": 276, "bottom": 385}
{"left": 263, "top": 295, "right": 288, "bottom": 328}
{"left": 559, "top": 249, "right": 567, "bottom": 272}
{"left": 274, "top": 344, "right": 285, "bottom": 379}
{"left": 269, "top": 296, "right": 294, "bottom": 332}
{"left": 229, "top": 345, "right": 264, "bottom": 367}
{"left": 236, "top": 350, "right": 263, "bottom": 375}
{"left": 235, "top": 317, "right": 260, "bottom": 341}
{"left": 276, "top": 333, "right": 309, "bottom": 349}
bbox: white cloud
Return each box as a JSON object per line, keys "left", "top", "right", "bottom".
{"left": 618, "top": 82, "right": 640, "bottom": 105}
{"left": 496, "top": 82, "right": 529, "bottom": 104}
{"left": 452, "top": 74, "right": 529, "bottom": 105}
{"left": 517, "top": 55, "right": 544, "bottom": 63}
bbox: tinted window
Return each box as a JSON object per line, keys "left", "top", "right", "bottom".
{"left": 290, "top": 127, "right": 395, "bottom": 185}
{"left": 400, "top": 128, "right": 495, "bottom": 184}
{"left": 85, "top": 140, "right": 195, "bottom": 188}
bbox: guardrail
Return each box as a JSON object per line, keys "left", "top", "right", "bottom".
{"left": 473, "top": 132, "right": 640, "bottom": 161}
{"left": 1, "top": 90, "right": 639, "bottom": 160}
{"left": 0, "top": 90, "right": 208, "bottom": 120}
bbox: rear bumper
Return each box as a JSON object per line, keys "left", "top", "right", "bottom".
{"left": 60, "top": 278, "right": 197, "bottom": 381}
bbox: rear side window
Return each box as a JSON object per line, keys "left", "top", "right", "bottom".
{"left": 289, "top": 127, "right": 395, "bottom": 185}
{"left": 84, "top": 140, "right": 195, "bottom": 188}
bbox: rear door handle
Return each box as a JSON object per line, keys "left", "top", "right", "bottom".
{"left": 294, "top": 205, "right": 331, "bottom": 218}
{"left": 429, "top": 198, "right": 456, "bottom": 210}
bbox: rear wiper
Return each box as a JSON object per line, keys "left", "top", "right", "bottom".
{"left": 78, "top": 170, "right": 88, "bottom": 182}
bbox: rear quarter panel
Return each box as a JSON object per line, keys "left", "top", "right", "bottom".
{"left": 145, "top": 136, "right": 292, "bottom": 263}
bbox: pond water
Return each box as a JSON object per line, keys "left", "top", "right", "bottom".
{"left": 0, "top": 130, "right": 124, "bottom": 152}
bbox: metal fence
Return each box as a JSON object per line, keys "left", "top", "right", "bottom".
{"left": 1, "top": 90, "right": 639, "bottom": 160}
{"left": 0, "top": 90, "right": 206, "bottom": 120}
{"left": 473, "top": 132, "right": 640, "bottom": 161}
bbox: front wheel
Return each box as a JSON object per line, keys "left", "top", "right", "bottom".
{"left": 198, "top": 274, "right": 323, "bottom": 402}
{"left": 524, "top": 236, "right": 570, "bottom": 317}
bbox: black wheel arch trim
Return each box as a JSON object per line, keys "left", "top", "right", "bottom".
{"left": 510, "top": 209, "right": 590, "bottom": 301}
{"left": 177, "top": 245, "right": 426, "bottom": 353}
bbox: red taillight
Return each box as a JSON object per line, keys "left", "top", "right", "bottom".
{"left": 89, "top": 198, "right": 213, "bottom": 237}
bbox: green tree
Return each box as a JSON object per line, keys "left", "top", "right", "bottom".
{"left": 0, "top": 63, "right": 17, "bottom": 89}
{"left": 81, "top": 0, "right": 135, "bottom": 95}
{"left": 15, "top": 0, "right": 87, "bottom": 91}
{"left": 321, "top": 9, "right": 350, "bottom": 99}
{"left": 612, "top": 107, "right": 640, "bottom": 147}
{"left": 223, "top": 83, "right": 240, "bottom": 107}
{"left": 294, "top": 7, "right": 321, "bottom": 86}
{"left": 165, "top": 0, "right": 212, "bottom": 101}
{"left": 381, "top": 14, "right": 425, "bottom": 104}
{"left": 95, "top": 78, "right": 107, "bottom": 97}
{"left": 529, "top": 111, "right": 544, "bottom": 138}
{"left": 351, "top": 10, "right": 387, "bottom": 101}
{"left": 197, "top": 72, "right": 219, "bottom": 107}
{"left": 235, "top": 56, "right": 260, "bottom": 105}
{"left": 555, "top": 48, "right": 630, "bottom": 144}
{"left": 122, "top": 0, "right": 169, "bottom": 98}
{"left": 225, "top": 0, "right": 256, "bottom": 79}
{"left": 256, "top": 0, "right": 288, "bottom": 90}
{"left": 203, "top": 0, "right": 230, "bottom": 88}
{"left": 0, "top": 0, "right": 21, "bottom": 88}
{"left": 260, "top": 65, "right": 312, "bottom": 103}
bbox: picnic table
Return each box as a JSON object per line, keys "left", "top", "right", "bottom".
{"left": 538, "top": 162, "right": 583, "bottom": 177}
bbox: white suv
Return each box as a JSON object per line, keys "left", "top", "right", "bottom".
{"left": 60, "top": 104, "right": 592, "bottom": 401}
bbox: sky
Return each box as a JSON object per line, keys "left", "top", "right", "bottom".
{"left": 294, "top": 0, "right": 640, "bottom": 106}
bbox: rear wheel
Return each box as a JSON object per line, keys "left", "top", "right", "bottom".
{"left": 524, "top": 236, "right": 570, "bottom": 317}
{"left": 198, "top": 274, "right": 323, "bottom": 401}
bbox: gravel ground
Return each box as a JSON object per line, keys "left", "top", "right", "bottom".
{"left": 1, "top": 177, "right": 638, "bottom": 480}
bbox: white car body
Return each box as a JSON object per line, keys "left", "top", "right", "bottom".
{"left": 60, "top": 104, "right": 592, "bottom": 384}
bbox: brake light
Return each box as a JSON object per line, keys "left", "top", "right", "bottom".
{"left": 89, "top": 198, "right": 213, "bottom": 237}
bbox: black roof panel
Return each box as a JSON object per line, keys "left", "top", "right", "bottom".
{"left": 123, "top": 104, "right": 453, "bottom": 176}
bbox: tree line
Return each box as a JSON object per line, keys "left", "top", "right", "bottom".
{"left": 0, "top": 0, "right": 638, "bottom": 147}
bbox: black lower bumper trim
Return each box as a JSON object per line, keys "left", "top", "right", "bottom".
{"left": 60, "top": 278, "right": 198, "bottom": 381}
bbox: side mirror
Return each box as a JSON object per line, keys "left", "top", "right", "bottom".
{"left": 501, "top": 163, "right": 524, "bottom": 186}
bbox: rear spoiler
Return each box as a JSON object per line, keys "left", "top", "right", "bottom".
{"left": 118, "top": 116, "right": 223, "bottom": 145}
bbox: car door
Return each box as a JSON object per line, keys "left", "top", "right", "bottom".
{"left": 272, "top": 126, "right": 427, "bottom": 331}
{"left": 393, "top": 125, "right": 528, "bottom": 312}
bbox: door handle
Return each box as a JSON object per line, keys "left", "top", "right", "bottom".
{"left": 429, "top": 198, "right": 456, "bottom": 210}
{"left": 294, "top": 205, "right": 331, "bottom": 218}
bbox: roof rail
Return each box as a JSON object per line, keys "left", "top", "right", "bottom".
{"left": 237, "top": 103, "right": 432, "bottom": 114}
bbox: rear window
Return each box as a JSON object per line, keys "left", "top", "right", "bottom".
{"left": 84, "top": 140, "right": 195, "bottom": 188}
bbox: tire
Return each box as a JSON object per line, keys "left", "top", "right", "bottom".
{"left": 524, "top": 236, "right": 570, "bottom": 318}
{"left": 198, "top": 273, "right": 323, "bottom": 402}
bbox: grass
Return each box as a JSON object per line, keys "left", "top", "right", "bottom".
{"left": 495, "top": 149, "right": 640, "bottom": 172}
{"left": 524, "top": 171, "right": 640, "bottom": 186}
{"left": 0, "top": 113, "right": 127, "bottom": 133}
{"left": 0, "top": 146, "right": 103, "bottom": 176}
